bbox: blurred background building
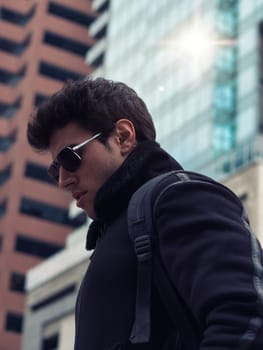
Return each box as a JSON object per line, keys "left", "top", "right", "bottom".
{"left": 0, "top": 0, "right": 260, "bottom": 349}
{"left": 21, "top": 218, "right": 91, "bottom": 350}
{"left": 100, "top": 0, "right": 263, "bottom": 244}
{"left": 0, "top": 0, "right": 99, "bottom": 348}
{"left": 103, "top": 0, "right": 261, "bottom": 182}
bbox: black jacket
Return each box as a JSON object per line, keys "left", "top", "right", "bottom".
{"left": 74, "top": 141, "right": 263, "bottom": 350}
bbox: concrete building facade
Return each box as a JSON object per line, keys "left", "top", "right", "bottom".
{"left": 0, "top": 0, "right": 98, "bottom": 348}
{"left": 21, "top": 225, "right": 90, "bottom": 350}
{"left": 224, "top": 161, "right": 263, "bottom": 244}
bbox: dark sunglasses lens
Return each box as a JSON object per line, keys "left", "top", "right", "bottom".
{"left": 57, "top": 148, "right": 81, "bottom": 172}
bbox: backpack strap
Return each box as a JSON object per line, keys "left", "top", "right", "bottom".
{"left": 128, "top": 172, "right": 172, "bottom": 343}
{"left": 128, "top": 170, "right": 200, "bottom": 348}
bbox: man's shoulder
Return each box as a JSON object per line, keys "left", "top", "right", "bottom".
{"left": 142, "top": 170, "right": 241, "bottom": 210}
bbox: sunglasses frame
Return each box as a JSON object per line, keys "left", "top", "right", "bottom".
{"left": 48, "top": 132, "right": 102, "bottom": 182}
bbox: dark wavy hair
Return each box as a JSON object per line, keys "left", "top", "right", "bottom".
{"left": 27, "top": 77, "right": 156, "bottom": 150}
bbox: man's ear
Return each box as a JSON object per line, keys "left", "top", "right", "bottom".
{"left": 115, "top": 119, "right": 137, "bottom": 156}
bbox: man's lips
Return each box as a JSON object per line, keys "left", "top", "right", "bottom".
{"left": 72, "top": 191, "right": 87, "bottom": 203}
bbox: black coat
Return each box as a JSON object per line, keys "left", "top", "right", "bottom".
{"left": 74, "top": 141, "right": 263, "bottom": 350}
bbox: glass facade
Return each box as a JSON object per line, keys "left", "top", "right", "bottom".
{"left": 213, "top": 0, "right": 238, "bottom": 155}
{"left": 102, "top": 0, "right": 261, "bottom": 179}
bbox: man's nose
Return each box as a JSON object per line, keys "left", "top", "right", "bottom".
{"left": 58, "top": 167, "right": 76, "bottom": 189}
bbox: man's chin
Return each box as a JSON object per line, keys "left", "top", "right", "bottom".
{"left": 85, "top": 207, "right": 96, "bottom": 220}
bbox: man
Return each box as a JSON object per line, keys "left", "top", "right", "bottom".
{"left": 27, "top": 77, "right": 263, "bottom": 349}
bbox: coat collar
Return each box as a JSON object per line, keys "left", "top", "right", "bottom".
{"left": 86, "top": 141, "right": 183, "bottom": 250}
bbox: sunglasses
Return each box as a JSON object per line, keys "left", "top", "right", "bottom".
{"left": 48, "top": 132, "right": 102, "bottom": 182}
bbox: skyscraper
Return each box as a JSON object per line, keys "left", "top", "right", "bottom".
{"left": 97, "top": 0, "right": 263, "bottom": 240}
{"left": 0, "top": 0, "right": 97, "bottom": 348}
{"left": 103, "top": 0, "right": 261, "bottom": 181}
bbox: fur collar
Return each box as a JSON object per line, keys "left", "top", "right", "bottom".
{"left": 86, "top": 141, "right": 182, "bottom": 250}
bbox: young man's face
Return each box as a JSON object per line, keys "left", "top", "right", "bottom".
{"left": 49, "top": 121, "right": 135, "bottom": 219}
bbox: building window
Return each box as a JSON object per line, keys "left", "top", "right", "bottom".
{"left": 42, "top": 333, "right": 59, "bottom": 350}
{"left": 0, "top": 34, "right": 31, "bottom": 55}
{"left": 15, "top": 234, "right": 62, "bottom": 259}
{"left": 5, "top": 312, "right": 23, "bottom": 333}
{"left": 93, "top": 26, "right": 107, "bottom": 40}
{"left": 0, "top": 130, "right": 17, "bottom": 151}
{"left": 0, "top": 164, "right": 12, "bottom": 185}
{"left": 216, "top": 47, "right": 237, "bottom": 74}
{"left": 0, "top": 235, "right": 3, "bottom": 251}
{"left": 216, "top": 2, "right": 238, "bottom": 38}
{"left": 43, "top": 31, "right": 91, "bottom": 56}
{"left": 39, "top": 61, "right": 83, "bottom": 82}
{"left": 0, "top": 65, "right": 26, "bottom": 86}
{"left": 25, "top": 162, "right": 54, "bottom": 185}
{"left": 0, "top": 5, "right": 35, "bottom": 26}
{"left": 0, "top": 199, "right": 7, "bottom": 218}
{"left": 34, "top": 93, "right": 48, "bottom": 106}
{"left": 0, "top": 97, "right": 22, "bottom": 118}
{"left": 259, "top": 22, "right": 263, "bottom": 133}
{"left": 213, "top": 122, "right": 235, "bottom": 152}
{"left": 96, "top": 0, "right": 110, "bottom": 14}
{"left": 10, "top": 272, "right": 25, "bottom": 294}
{"left": 48, "top": 2, "right": 94, "bottom": 26}
{"left": 91, "top": 52, "right": 105, "bottom": 68}
{"left": 20, "top": 197, "right": 87, "bottom": 227}
{"left": 215, "top": 82, "right": 236, "bottom": 114}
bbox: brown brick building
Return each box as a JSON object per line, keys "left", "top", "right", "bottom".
{"left": 0, "top": 0, "right": 99, "bottom": 348}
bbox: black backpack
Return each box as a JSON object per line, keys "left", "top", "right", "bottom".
{"left": 127, "top": 170, "right": 247, "bottom": 349}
